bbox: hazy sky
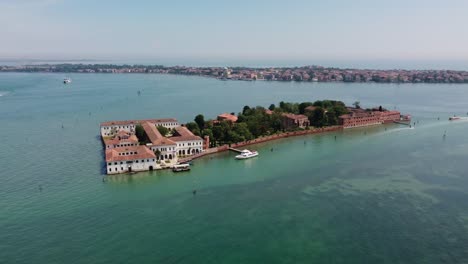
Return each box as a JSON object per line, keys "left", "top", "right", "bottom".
{"left": 1, "top": 0, "right": 468, "bottom": 61}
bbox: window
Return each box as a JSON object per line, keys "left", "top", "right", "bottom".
{"left": 114, "top": 162, "right": 117, "bottom": 165}
{"left": 109, "top": 168, "right": 111, "bottom": 172}
{"left": 136, "top": 160, "right": 139, "bottom": 163}
{"left": 120, "top": 162, "right": 123, "bottom": 164}
{"left": 108, "top": 163, "right": 111, "bottom": 165}
{"left": 141, "top": 160, "right": 144, "bottom": 163}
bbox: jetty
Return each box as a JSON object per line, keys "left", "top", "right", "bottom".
{"left": 228, "top": 147, "right": 243, "bottom": 153}
{"left": 393, "top": 120, "right": 412, "bottom": 126}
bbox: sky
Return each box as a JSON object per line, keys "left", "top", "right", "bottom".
{"left": 1, "top": 0, "right": 468, "bottom": 63}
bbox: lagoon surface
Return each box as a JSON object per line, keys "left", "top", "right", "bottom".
{"left": 1, "top": 73, "right": 468, "bottom": 263}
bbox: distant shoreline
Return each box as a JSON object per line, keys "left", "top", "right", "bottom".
{"left": 2, "top": 63, "right": 468, "bottom": 84}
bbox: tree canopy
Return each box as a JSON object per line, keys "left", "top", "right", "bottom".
{"left": 186, "top": 100, "right": 349, "bottom": 146}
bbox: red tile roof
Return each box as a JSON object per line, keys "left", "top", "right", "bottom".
{"left": 217, "top": 113, "right": 238, "bottom": 122}
{"left": 142, "top": 122, "right": 177, "bottom": 146}
{"left": 105, "top": 146, "right": 156, "bottom": 162}
{"left": 282, "top": 113, "right": 308, "bottom": 120}
{"left": 170, "top": 126, "right": 202, "bottom": 142}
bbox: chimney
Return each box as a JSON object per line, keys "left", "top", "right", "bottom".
{"left": 204, "top": 135, "right": 210, "bottom": 149}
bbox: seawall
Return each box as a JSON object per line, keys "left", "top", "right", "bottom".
{"left": 178, "top": 126, "right": 342, "bottom": 163}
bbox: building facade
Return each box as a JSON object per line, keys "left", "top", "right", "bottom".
{"left": 106, "top": 146, "right": 157, "bottom": 174}
{"left": 281, "top": 113, "right": 310, "bottom": 129}
{"left": 339, "top": 109, "right": 402, "bottom": 128}
{"left": 100, "top": 118, "right": 179, "bottom": 137}
{"left": 170, "top": 126, "right": 204, "bottom": 156}
{"left": 102, "top": 118, "right": 204, "bottom": 174}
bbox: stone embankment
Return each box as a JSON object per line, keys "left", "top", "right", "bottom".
{"left": 178, "top": 126, "right": 342, "bottom": 163}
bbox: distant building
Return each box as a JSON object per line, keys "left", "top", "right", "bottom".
{"left": 217, "top": 113, "right": 238, "bottom": 123}
{"left": 339, "top": 109, "right": 401, "bottom": 128}
{"left": 281, "top": 113, "right": 310, "bottom": 129}
{"left": 304, "top": 106, "right": 317, "bottom": 113}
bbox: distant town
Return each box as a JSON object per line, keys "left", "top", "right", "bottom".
{"left": 2, "top": 63, "right": 468, "bottom": 83}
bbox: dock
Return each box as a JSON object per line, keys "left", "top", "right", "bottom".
{"left": 228, "top": 147, "right": 243, "bottom": 153}
{"left": 393, "top": 120, "right": 411, "bottom": 126}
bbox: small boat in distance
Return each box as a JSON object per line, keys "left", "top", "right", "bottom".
{"left": 235, "top": 149, "right": 259, "bottom": 160}
{"left": 449, "top": 116, "right": 461, "bottom": 121}
{"left": 173, "top": 163, "right": 190, "bottom": 172}
{"left": 63, "top": 77, "right": 72, "bottom": 84}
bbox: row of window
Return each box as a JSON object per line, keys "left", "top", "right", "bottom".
{"left": 103, "top": 125, "right": 135, "bottom": 130}
{"left": 156, "top": 147, "right": 175, "bottom": 151}
{"left": 177, "top": 141, "right": 202, "bottom": 147}
{"left": 159, "top": 122, "right": 178, "bottom": 127}
{"left": 118, "top": 151, "right": 138, "bottom": 156}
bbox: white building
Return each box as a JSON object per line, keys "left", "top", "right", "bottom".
{"left": 141, "top": 121, "right": 178, "bottom": 161}
{"left": 102, "top": 118, "right": 204, "bottom": 174}
{"left": 106, "top": 146, "right": 157, "bottom": 174}
{"left": 103, "top": 130, "right": 139, "bottom": 149}
{"left": 170, "top": 126, "right": 204, "bottom": 156}
{"left": 100, "top": 118, "right": 179, "bottom": 137}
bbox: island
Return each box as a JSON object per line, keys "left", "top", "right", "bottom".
{"left": 100, "top": 100, "right": 410, "bottom": 175}
{"left": 2, "top": 63, "right": 468, "bottom": 83}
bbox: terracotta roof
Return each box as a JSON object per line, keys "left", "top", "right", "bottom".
{"left": 103, "top": 134, "right": 139, "bottom": 146}
{"left": 217, "top": 113, "right": 238, "bottom": 122}
{"left": 105, "top": 146, "right": 156, "bottom": 162}
{"left": 304, "top": 106, "right": 317, "bottom": 112}
{"left": 282, "top": 113, "right": 308, "bottom": 120}
{"left": 170, "top": 126, "right": 202, "bottom": 142}
{"left": 141, "top": 122, "right": 177, "bottom": 146}
{"left": 100, "top": 118, "right": 178, "bottom": 127}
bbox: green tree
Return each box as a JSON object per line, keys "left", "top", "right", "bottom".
{"left": 154, "top": 149, "right": 161, "bottom": 160}
{"left": 135, "top": 124, "right": 150, "bottom": 144}
{"left": 299, "top": 102, "right": 314, "bottom": 114}
{"left": 156, "top": 125, "right": 169, "bottom": 136}
{"left": 268, "top": 104, "right": 276, "bottom": 111}
{"left": 186, "top": 122, "right": 201, "bottom": 136}
{"left": 326, "top": 109, "right": 338, "bottom": 126}
{"left": 353, "top": 101, "right": 361, "bottom": 109}
{"left": 233, "top": 123, "right": 254, "bottom": 141}
{"left": 194, "top": 114, "right": 205, "bottom": 130}
{"left": 310, "top": 107, "right": 326, "bottom": 127}
{"left": 202, "top": 128, "right": 214, "bottom": 146}
{"left": 242, "top": 105, "right": 252, "bottom": 115}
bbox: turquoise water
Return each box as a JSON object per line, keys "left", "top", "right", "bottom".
{"left": 1, "top": 73, "right": 468, "bottom": 263}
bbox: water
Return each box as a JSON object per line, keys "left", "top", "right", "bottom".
{"left": 1, "top": 73, "right": 468, "bottom": 263}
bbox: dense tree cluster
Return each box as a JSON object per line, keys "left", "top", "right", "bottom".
{"left": 185, "top": 100, "right": 349, "bottom": 146}
{"left": 135, "top": 124, "right": 150, "bottom": 145}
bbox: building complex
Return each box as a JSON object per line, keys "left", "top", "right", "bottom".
{"left": 101, "top": 118, "right": 204, "bottom": 175}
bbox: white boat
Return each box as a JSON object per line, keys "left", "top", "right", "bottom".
{"left": 449, "top": 116, "right": 461, "bottom": 121}
{"left": 235, "top": 149, "right": 259, "bottom": 160}
{"left": 173, "top": 163, "right": 190, "bottom": 172}
{"left": 63, "top": 78, "right": 72, "bottom": 84}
